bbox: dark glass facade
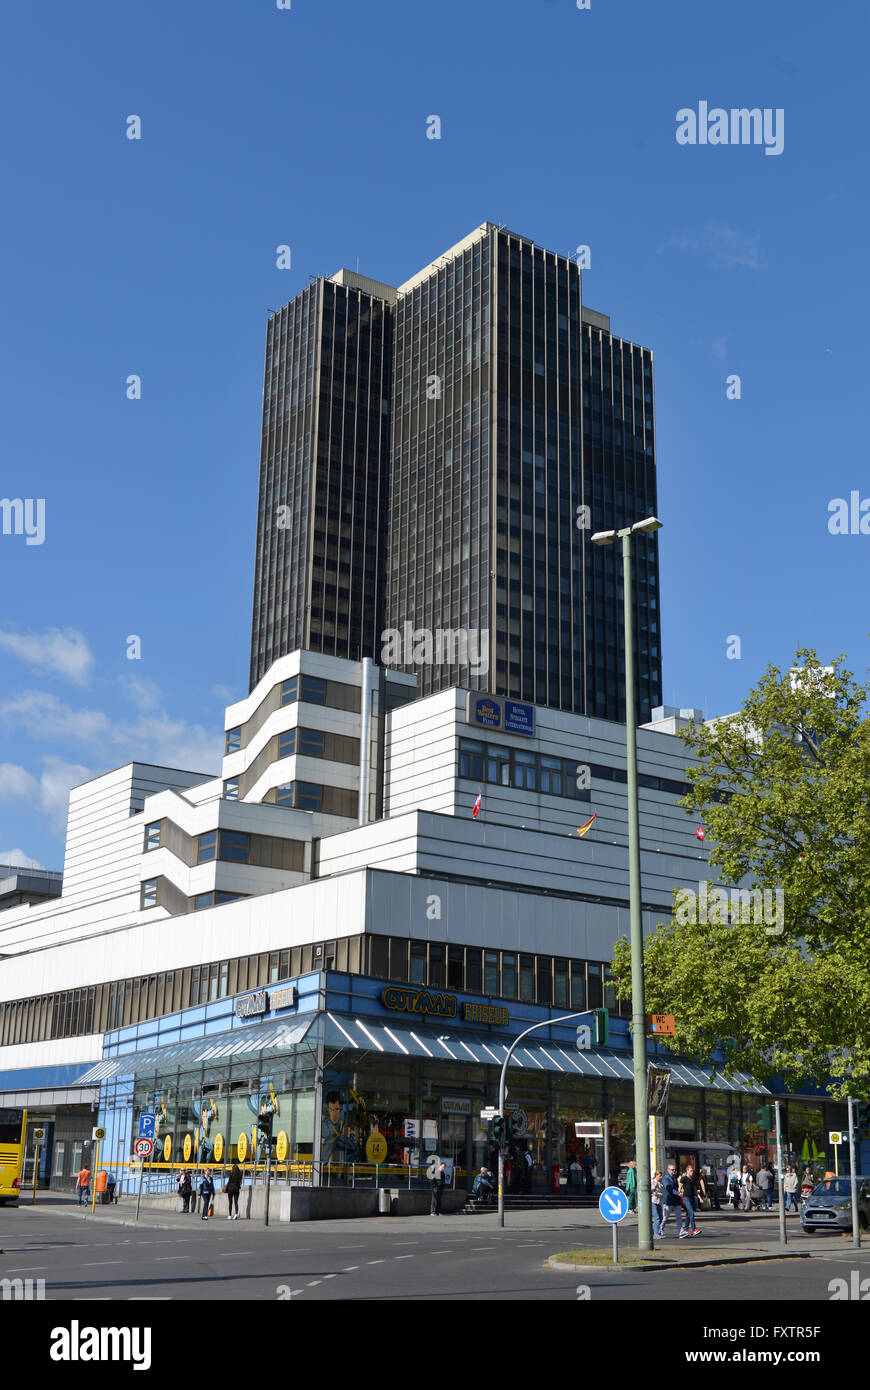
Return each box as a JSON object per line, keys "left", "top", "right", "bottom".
{"left": 250, "top": 225, "right": 661, "bottom": 721}
{"left": 250, "top": 278, "right": 393, "bottom": 688}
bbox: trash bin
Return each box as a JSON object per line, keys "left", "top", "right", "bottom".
{"left": 95, "top": 1170, "right": 108, "bottom": 1198}
{"left": 104, "top": 1174, "right": 117, "bottom": 1205}
{"left": 377, "top": 1188, "right": 391, "bottom": 1214}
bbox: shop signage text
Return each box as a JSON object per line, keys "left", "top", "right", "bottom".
{"left": 234, "top": 984, "right": 297, "bottom": 1020}
{"left": 382, "top": 987, "right": 457, "bottom": 1018}
{"left": 463, "top": 1002, "right": 509, "bottom": 1026}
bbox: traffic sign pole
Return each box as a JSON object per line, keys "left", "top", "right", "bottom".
{"left": 775, "top": 1100, "right": 786, "bottom": 1248}
{"left": 599, "top": 1184, "right": 629, "bottom": 1263}
{"left": 91, "top": 1138, "right": 100, "bottom": 1214}
{"left": 847, "top": 1097, "right": 861, "bottom": 1251}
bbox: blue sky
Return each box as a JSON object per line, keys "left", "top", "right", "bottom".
{"left": 1, "top": 0, "right": 868, "bottom": 869}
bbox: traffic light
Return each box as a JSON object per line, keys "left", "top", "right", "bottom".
{"left": 856, "top": 1102, "right": 870, "bottom": 1138}
{"left": 490, "top": 1115, "right": 504, "bottom": 1146}
{"left": 593, "top": 1008, "right": 609, "bottom": 1046}
{"left": 756, "top": 1104, "right": 772, "bottom": 1130}
{"left": 504, "top": 1114, "right": 515, "bottom": 1145}
{"left": 256, "top": 1110, "right": 274, "bottom": 1142}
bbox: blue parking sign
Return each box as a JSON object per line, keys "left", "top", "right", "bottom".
{"left": 138, "top": 1112, "right": 156, "bottom": 1140}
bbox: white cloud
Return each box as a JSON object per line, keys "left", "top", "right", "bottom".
{"left": 0, "top": 762, "right": 40, "bottom": 803}
{"left": 0, "top": 848, "right": 45, "bottom": 870}
{"left": 0, "top": 691, "right": 221, "bottom": 777}
{"left": 0, "top": 628, "right": 94, "bottom": 684}
{"left": 121, "top": 675, "right": 163, "bottom": 713}
{"left": 660, "top": 224, "right": 767, "bottom": 271}
{"left": 211, "top": 683, "right": 236, "bottom": 703}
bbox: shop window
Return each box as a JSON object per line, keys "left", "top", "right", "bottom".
{"left": 520, "top": 954, "right": 534, "bottom": 1001}
{"left": 410, "top": 941, "right": 427, "bottom": 985}
{"left": 484, "top": 951, "right": 499, "bottom": 995}
{"left": 466, "top": 949, "right": 482, "bottom": 993}
{"left": 447, "top": 946, "right": 464, "bottom": 990}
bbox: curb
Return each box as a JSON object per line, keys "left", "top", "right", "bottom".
{"left": 548, "top": 1250, "right": 812, "bottom": 1273}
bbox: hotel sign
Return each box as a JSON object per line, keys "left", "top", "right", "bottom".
{"left": 234, "top": 984, "right": 297, "bottom": 1020}
{"left": 381, "top": 987, "right": 509, "bottom": 1027}
{"left": 465, "top": 692, "right": 535, "bottom": 737}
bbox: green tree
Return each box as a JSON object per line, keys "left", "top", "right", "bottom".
{"left": 610, "top": 649, "right": 870, "bottom": 1100}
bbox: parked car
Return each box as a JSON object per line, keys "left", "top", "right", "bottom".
{"left": 800, "top": 1177, "right": 870, "bottom": 1234}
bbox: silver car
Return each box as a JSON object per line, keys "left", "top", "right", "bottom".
{"left": 801, "top": 1176, "right": 870, "bottom": 1233}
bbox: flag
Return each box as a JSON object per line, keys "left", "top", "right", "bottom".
{"left": 577, "top": 812, "right": 596, "bottom": 838}
{"left": 695, "top": 826, "right": 705, "bottom": 842}
{"left": 472, "top": 792, "right": 481, "bottom": 819}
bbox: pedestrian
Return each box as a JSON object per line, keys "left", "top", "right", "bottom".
{"left": 76, "top": 1163, "right": 92, "bottom": 1206}
{"left": 199, "top": 1166, "right": 215, "bottom": 1221}
{"left": 176, "top": 1168, "right": 192, "bottom": 1213}
{"left": 697, "top": 1166, "right": 710, "bottom": 1210}
{"left": 726, "top": 1167, "right": 741, "bottom": 1208}
{"left": 679, "top": 1163, "right": 701, "bottom": 1237}
{"left": 472, "top": 1166, "right": 494, "bottom": 1206}
{"left": 581, "top": 1147, "right": 597, "bottom": 1194}
{"left": 625, "top": 1159, "right": 637, "bottom": 1212}
{"left": 225, "top": 1161, "right": 243, "bottom": 1219}
{"left": 739, "top": 1163, "right": 755, "bottom": 1211}
{"left": 756, "top": 1162, "right": 773, "bottom": 1210}
{"left": 569, "top": 1157, "right": 583, "bottom": 1189}
{"left": 783, "top": 1165, "right": 799, "bottom": 1213}
{"left": 651, "top": 1170, "right": 664, "bottom": 1237}
{"left": 429, "top": 1160, "right": 446, "bottom": 1215}
{"left": 661, "top": 1162, "right": 681, "bottom": 1235}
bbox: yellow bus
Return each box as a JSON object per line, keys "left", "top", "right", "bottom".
{"left": 0, "top": 1107, "right": 26, "bottom": 1205}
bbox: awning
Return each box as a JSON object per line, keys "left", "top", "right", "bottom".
{"left": 73, "top": 1009, "right": 769, "bottom": 1096}
{"left": 73, "top": 1014, "right": 321, "bottom": 1084}
{"left": 321, "top": 1013, "right": 769, "bottom": 1094}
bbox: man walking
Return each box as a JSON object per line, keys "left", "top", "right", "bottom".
{"left": 76, "top": 1163, "right": 92, "bottom": 1206}
{"left": 740, "top": 1163, "right": 755, "bottom": 1212}
{"left": 679, "top": 1163, "right": 701, "bottom": 1237}
{"left": 660, "top": 1162, "right": 681, "bottom": 1235}
{"left": 756, "top": 1162, "right": 773, "bottom": 1210}
{"left": 429, "top": 1160, "right": 446, "bottom": 1215}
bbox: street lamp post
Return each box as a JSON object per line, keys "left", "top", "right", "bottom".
{"left": 592, "top": 515, "right": 662, "bottom": 1252}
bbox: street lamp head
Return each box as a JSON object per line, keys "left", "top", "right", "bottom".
{"left": 591, "top": 529, "right": 617, "bottom": 545}
{"left": 631, "top": 516, "right": 663, "bottom": 535}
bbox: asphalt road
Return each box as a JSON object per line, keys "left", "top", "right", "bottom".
{"left": 2, "top": 1199, "right": 869, "bottom": 1304}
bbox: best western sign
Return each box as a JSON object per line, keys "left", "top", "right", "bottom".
{"left": 381, "top": 987, "right": 509, "bottom": 1026}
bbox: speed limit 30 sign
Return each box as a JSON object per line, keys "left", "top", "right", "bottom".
{"left": 134, "top": 1137, "right": 154, "bottom": 1159}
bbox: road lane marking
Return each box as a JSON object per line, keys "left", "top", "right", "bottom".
{"left": 343, "top": 1265, "right": 359, "bottom": 1271}
{"left": 82, "top": 1261, "right": 123, "bottom": 1266}
{"left": 471, "top": 1246, "right": 497, "bottom": 1251}
{"left": 307, "top": 1279, "right": 322, "bottom": 1286}
{"left": 430, "top": 1250, "right": 451, "bottom": 1255}
{"left": 5, "top": 1265, "right": 48, "bottom": 1272}
{"left": 155, "top": 1256, "right": 187, "bottom": 1262}
{"left": 395, "top": 1254, "right": 415, "bottom": 1260}
{"left": 367, "top": 1259, "right": 385, "bottom": 1265}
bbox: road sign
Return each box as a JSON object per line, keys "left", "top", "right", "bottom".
{"left": 34, "top": 1127, "right": 45, "bottom": 1141}
{"left": 599, "top": 1186, "right": 629, "bottom": 1223}
{"left": 138, "top": 1112, "right": 157, "bottom": 1140}
{"left": 92, "top": 1127, "right": 105, "bottom": 1140}
{"left": 576, "top": 1024, "right": 592, "bottom": 1051}
{"left": 648, "top": 1014, "right": 675, "bottom": 1036}
{"left": 134, "top": 1137, "right": 154, "bottom": 1160}
{"left": 481, "top": 1107, "right": 498, "bottom": 1119}
{"left": 829, "top": 1131, "right": 843, "bottom": 1145}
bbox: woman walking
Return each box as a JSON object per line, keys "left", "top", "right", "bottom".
{"left": 625, "top": 1160, "right": 638, "bottom": 1212}
{"left": 225, "top": 1162, "right": 243, "bottom": 1220}
{"left": 651, "top": 1170, "right": 664, "bottom": 1237}
{"left": 199, "top": 1167, "right": 215, "bottom": 1221}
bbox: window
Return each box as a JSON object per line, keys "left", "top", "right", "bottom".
{"left": 281, "top": 675, "right": 327, "bottom": 706}
{"left": 194, "top": 893, "right": 213, "bottom": 911}
{"left": 299, "top": 729, "right": 324, "bottom": 757}
{"left": 279, "top": 729, "right": 296, "bottom": 758}
{"left": 140, "top": 879, "right": 158, "bottom": 909}
{"left": 520, "top": 954, "right": 534, "bottom": 1001}
{"left": 223, "top": 779, "right": 239, "bottom": 800}
{"left": 197, "top": 831, "right": 217, "bottom": 863}
{"left": 447, "top": 945, "right": 464, "bottom": 990}
{"left": 219, "top": 831, "right": 249, "bottom": 863}
{"left": 484, "top": 951, "right": 499, "bottom": 994}
{"left": 296, "top": 783, "right": 321, "bottom": 811}
{"left": 276, "top": 783, "right": 293, "bottom": 806}
{"left": 143, "top": 821, "right": 161, "bottom": 852}
{"left": 225, "top": 727, "right": 241, "bottom": 754}
{"left": 53, "top": 1141, "right": 66, "bottom": 1177}
{"left": 280, "top": 677, "right": 298, "bottom": 706}
{"left": 410, "top": 941, "right": 426, "bottom": 985}
{"left": 502, "top": 953, "right": 517, "bottom": 999}
{"left": 571, "top": 962, "right": 587, "bottom": 1009}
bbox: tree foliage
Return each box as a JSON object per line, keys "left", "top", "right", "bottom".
{"left": 610, "top": 649, "right": 870, "bottom": 1100}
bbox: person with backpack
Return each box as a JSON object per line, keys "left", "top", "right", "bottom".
{"left": 198, "top": 1167, "right": 215, "bottom": 1221}
{"left": 176, "top": 1168, "right": 192, "bottom": 1214}
{"left": 225, "top": 1162, "right": 243, "bottom": 1219}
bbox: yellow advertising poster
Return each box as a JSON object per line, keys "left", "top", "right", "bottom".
{"left": 366, "top": 1132, "right": 388, "bottom": 1165}
{"left": 213, "top": 1133, "right": 224, "bottom": 1163}
{"left": 237, "top": 1131, "right": 248, "bottom": 1162}
{"left": 163, "top": 1134, "right": 172, "bottom": 1162}
{"left": 276, "top": 1130, "right": 288, "bottom": 1162}
{"left": 183, "top": 1133, "right": 192, "bottom": 1162}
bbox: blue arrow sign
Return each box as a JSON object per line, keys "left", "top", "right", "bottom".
{"left": 598, "top": 1185, "right": 629, "bottom": 1223}
{"left": 138, "top": 1112, "right": 156, "bottom": 1140}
